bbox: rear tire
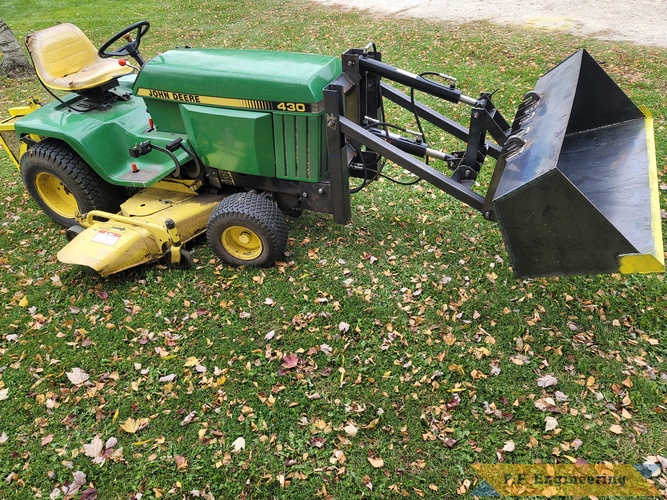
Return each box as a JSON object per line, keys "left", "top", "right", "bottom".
{"left": 20, "top": 139, "right": 125, "bottom": 227}
{"left": 206, "top": 191, "right": 288, "bottom": 267}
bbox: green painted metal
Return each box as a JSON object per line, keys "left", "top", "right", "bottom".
{"left": 14, "top": 49, "right": 342, "bottom": 186}
{"left": 273, "top": 114, "right": 328, "bottom": 181}
{"left": 181, "top": 105, "right": 275, "bottom": 177}
{"left": 135, "top": 48, "right": 342, "bottom": 104}
{"left": 14, "top": 78, "right": 191, "bottom": 187}
{"left": 134, "top": 48, "right": 340, "bottom": 182}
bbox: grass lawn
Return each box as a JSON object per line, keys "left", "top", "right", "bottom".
{"left": 1, "top": 0, "right": 666, "bottom": 498}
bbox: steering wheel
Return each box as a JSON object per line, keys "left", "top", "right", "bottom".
{"left": 98, "top": 21, "right": 150, "bottom": 66}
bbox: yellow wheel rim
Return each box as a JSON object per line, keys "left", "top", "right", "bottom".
{"left": 34, "top": 172, "right": 78, "bottom": 218}
{"left": 221, "top": 226, "right": 263, "bottom": 260}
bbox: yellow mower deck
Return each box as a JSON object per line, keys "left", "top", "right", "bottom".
{"left": 57, "top": 179, "right": 224, "bottom": 275}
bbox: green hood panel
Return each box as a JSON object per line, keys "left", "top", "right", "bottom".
{"left": 134, "top": 48, "right": 342, "bottom": 104}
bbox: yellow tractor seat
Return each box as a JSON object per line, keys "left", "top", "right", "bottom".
{"left": 26, "top": 23, "right": 134, "bottom": 92}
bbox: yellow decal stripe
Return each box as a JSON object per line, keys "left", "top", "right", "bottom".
{"left": 136, "top": 88, "right": 311, "bottom": 113}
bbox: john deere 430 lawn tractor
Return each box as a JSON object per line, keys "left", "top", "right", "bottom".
{"left": 0, "top": 21, "right": 663, "bottom": 277}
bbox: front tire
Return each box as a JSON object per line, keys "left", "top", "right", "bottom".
{"left": 20, "top": 139, "right": 125, "bottom": 227}
{"left": 206, "top": 191, "right": 288, "bottom": 267}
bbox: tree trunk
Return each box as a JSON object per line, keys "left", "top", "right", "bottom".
{"left": 0, "top": 18, "right": 33, "bottom": 78}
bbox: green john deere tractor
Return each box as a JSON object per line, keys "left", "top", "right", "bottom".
{"left": 0, "top": 21, "right": 663, "bottom": 277}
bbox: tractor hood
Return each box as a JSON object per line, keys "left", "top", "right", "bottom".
{"left": 134, "top": 48, "right": 343, "bottom": 106}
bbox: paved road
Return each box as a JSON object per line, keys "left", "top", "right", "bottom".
{"left": 314, "top": 0, "right": 667, "bottom": 48}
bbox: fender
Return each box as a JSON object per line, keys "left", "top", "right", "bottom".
{"left": 13, "top": 84, "right": 191, "bottom": 188}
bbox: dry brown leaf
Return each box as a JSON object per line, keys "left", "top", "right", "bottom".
{"left": 368, "top": 456, "right": 384, "bottom": 468}
{"left": 119, "top": 417, "right": 149, "bottom": 434}
{"left": 184, "top": 357, "right": 199, "bottom": 367}
{"left": 609, "top": 424, "right": 623, "bottom": 435}
{"left": 544, "top": 416, "right": 559, "bottom": 431}
{"left": 66, "top": 367, "right": 89, "bottom": 386}
{"left": 83, "top": 436, "right": 104, "bottom": 458}
{"left": 281, "top": 353, "right": 299, "bottom": 369}
{"left": 344, "top": 424, "right": 358, "bottom": 437}
{"left": 232, "top": 436, "right": 246, "bottom": 452}
{"left": 174, "top": 455, "right": 188, "bottom": 470}
{"left": 180, "top": 410, "right": 196, "bottom": 426}
{"left": 537, "top": 374, "right": 558, "bottom": 388}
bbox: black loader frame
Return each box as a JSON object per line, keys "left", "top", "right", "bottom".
{"left": 323, "top": 46, "right": 664, "bottom": 278}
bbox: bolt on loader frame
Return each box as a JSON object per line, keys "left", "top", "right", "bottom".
{"left": 322, "top": 46, "right": 664, "bottom": 277}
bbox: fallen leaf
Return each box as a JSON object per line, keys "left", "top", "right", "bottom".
{"left": 72, "top": 471, "right": 86, "bottom": 487}
{"left": 368, "top": 456, "right": 384, "bottom": 468}
{"left": 310, "top": 436, "right": 326, "bottom": 448}
{"left": 281, "top": 353, "right": 299, "bottom": 369}
{"left": 180, "top": 411, "right": 196, "bottom": 426}
{"left": 83, "top": 436, "right": 104, "bottom": 458}
{"left": 503, "top": 440, "right": 516, "bottom": 452}
{"left": 344, "top": 424, "right": 358, "bottom": 437}
{"left": 443, "top": 437, "right": 458, "bottom": 448}
{"left": 232, "top": 437, "right": 246, "bottom": 452}
{"left": 66, "top": 368, "right": 89, "bottom": 386}
{"left": 18, "top": 296, "right": 29, "bottom": 307}
{"left": 184, "top": 357, "right": 199, "bottom": 368}
{"left": 554, "top": 391, "right": 569, "bottom": 402}
{"left": 537, "top": 374, "right": 558, "bottom": 388}
{"left": 609, "top": 424, "right": 623, "bottom": 435}
{"left": 446, "top": 394, "right": 461, "bottom": 410}
{"left": 174, "top": 455, "right": 188, "bottom": 470}
{"left": 320, "top": 344, "right": 333, "bottom": 356}
{"left": 0, "top": 388, "right": 8, "bottom": 401}
{"left": 120, "top": 417, "right": 150, "bottom": 434}
{"left": 544, "top": 416, "right": 559, "bottom": 431}
{"left": 81, "top": 487, "right": 98, "bottom": 500}
{"left": 362, "top": 475, "right": 373, "bottom": 490}
{"left": 59, "top": 470, "right": 86, "bottom": 496}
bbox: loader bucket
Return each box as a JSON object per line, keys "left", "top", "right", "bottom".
{"left": 491, "top": 49, "right": 664, "bottom": 278}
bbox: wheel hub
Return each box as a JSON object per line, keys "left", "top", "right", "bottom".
{"left": 34, "top": 172, "right": 78, "bottom": 218}
{"left": 221, "top": 226, "right": 263, "bottom": 260}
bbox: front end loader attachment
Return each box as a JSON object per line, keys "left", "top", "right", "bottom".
{"left": 328, "top": 47, "right": 662, "bottom": 278}
{"left": 490, "top": 50, "right": 663, "bottom": 277}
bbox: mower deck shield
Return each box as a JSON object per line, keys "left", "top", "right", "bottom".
{"left": 492, "top": 50, "right": 664, "bottom": 277}
{"left": 57, "top": 185, "right": 223, "bottom": 275}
